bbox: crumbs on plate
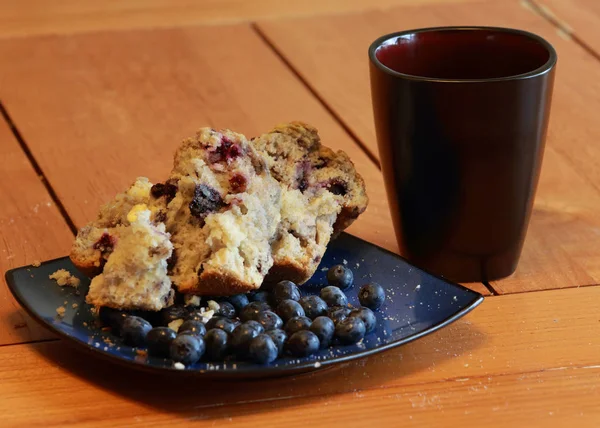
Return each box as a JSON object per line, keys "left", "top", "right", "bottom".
{"left": 56, "top": 306, "right": 66, "bottom": 317}
{"left": 49, "top": 269, "right": 80, "bottom": 288}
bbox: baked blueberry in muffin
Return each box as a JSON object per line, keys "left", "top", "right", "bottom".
{"left": 70, "top": 122, "right": 367, "bottom": 311}
{"left": 251, "top": 122, "right": 368, "bottom": 284}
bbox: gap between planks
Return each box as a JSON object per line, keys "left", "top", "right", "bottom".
{"left": 0, "top": 337, "right": 58, "bottom": 349}
{"left": 0, "top": 22, "right": 490, "bottom": 297}
{"left": 0, "top": 101, "right": 77, "bottom": 235}
{"left": 485, "top": 280, "right": 600, "bottom": 296}
{"left": 252, "top": 22, "right": 380, "bottom": 168}
{"left": 182, "top": 363, "right": 600, "bottom": 411}
{"left": 526, "top": 0, "right": 600, "bottom": 63}
{"left": 250, "top": 23, "right": 494, "bottom": 295}
{"left": 6, "top": 317, "right": 600, "bottom": 412}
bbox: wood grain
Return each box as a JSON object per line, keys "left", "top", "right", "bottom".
{"left": 531, "top": 0, "right": 600, "bottom": 55}
{"left": 0, "top": 24, "right": 490, "bottom": 295}
{"left": 2, "top": 285, "right": 600, "bottom": 426}
{"left": 0, "top": 24, "right": 397, "bottom": 254}
{"left": 0, "top": 118, "right": 71, "bottom": 345}
{"left": 169, "top": 369, "right": 600, "bottom": 427}
{"left": 0, "top": 0, "right": 486, "bottom": 38}
{"left": 257, "top": 1, "right": 600, "bottom": 293}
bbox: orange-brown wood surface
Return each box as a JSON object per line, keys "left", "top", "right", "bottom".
{"left": 0, "top": 23, "right": 493, "bottom": 296}
{"left": 2, "top": 286, "right": 600, "bottom": 426}
{"left": 257, "top": 0, "right": 600, "bottom": 294}
{"left": 0, "top": 24, "right": 494, "bottom": 300}
{"left": 0, "top": 118, "right": 71, "bottom": 345}
{"left": 0, "top": 0, "right": 598, "bottom": 426}
{"left": 0, "top": 24, "right": 400, "bottom": 255}
{"left": 531, "top": 0, "right": 600, "bottom": 55}
{"left": 0, "top": 0, "right": 485, "bottom": 37}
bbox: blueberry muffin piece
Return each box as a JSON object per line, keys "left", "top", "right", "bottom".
{"left": 154, "top": 127, "right": 281, "bottom": 296}
{"left": 85, "top": 205, "right": 174, "bottom": 311}
{"left": 70, "top": 177, "right": 154, "bottom": 277}
{"left": 251, "top": 122, "right": 368, "bottom": 284}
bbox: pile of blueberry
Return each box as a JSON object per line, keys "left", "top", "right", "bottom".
{"left": 98, "top": 265, "right": 386, "bottom": 367}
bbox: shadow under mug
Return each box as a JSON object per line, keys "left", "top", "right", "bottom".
{"left": 369, "top": 26, "right": 557, "bottom": 283}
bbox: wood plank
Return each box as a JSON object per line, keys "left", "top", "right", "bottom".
{"left": 257, "top": 1, "right": 600, "bottom": 293}
{"left": 0, "top": 118, "right": 71, "bottom": 345}
{"left": 149, "top": 369, "right": 599, "bottom": 427}
{"left": 2, "top": 285, "right": 600, "bottom": 426}
{"left": 0, "top": 0, "right": 486, "bottom": 38}
{"left": 0, "top": 25, "right": 397, "bottom": 254}
{"left": 531, "top": 0, "right": 600, "bottom": 56}
{"left": 5, "top": 365, "right": 599, "bottom": 427}
{"left": 0, "top": 26, "right": 486, "bottom": 294}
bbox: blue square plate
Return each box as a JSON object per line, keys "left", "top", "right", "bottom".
{"left": 5, "top": 233, "right": 483, "bottom": 378}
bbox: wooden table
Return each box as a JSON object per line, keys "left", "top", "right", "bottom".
{"left": 1, "top": 0, "right": 599, "bottom": 426}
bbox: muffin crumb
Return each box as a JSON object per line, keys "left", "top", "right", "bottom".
{"left": 184, "top": 295, "right": 201, "bottom": 307}
{"left": 31, "top": 260, "right": 41, "bottom": 268}
{"left": 56, "top": 306, "right": 66, "bottom": 317}
{"left": 49, "top": 269, "right": 80, "bottom": 288}
{"left": 168, "top": 318, "right": 184, "bottom": 332}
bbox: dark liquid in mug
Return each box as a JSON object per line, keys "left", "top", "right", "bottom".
{"left": 376, "top": 30, "right": 550, "bottom": 79}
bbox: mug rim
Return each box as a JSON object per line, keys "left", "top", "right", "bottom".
{"left": 368, "top": 26, "right": 558, "bottom": 83}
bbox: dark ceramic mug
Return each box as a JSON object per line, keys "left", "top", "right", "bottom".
{"left": 369, "top": 27, "right": 557, "bottom": 282}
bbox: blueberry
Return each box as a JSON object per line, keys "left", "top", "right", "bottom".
{"left": 273, "top": 280, "right": 301, "bottom": 304}
{"left": 229, "top": 173, "right": 247, "bottom": 193}
{"left": 185, "top": 310, "right": 204, "bottom": 323}
{"left": 265, "top": 329, "right": 287, "bottom": 356}
{"left": 349, "top": 307, "right": 377, "bottom": 333}
{"left": 214, "top": 137, "right": 242, "bottom": 163}
{"left": 159, "top": 305, "right": 189, "bottom": 326}
{"left": 299, "top": 295, "right": 328, "bottom": 319}
{"left": 120, "top": 316, "right": 152, "bottom": 347}
{"left": 284, "top": 316, "right": 312, "bottom": 335}
{"left": 310, "top": 316, "right": 335, "bottom": 347}
{"left": 227, "top": 294, "right": 250, "bottom": 312}
{"left": 335, "top": 317, "right": 366, "bottom": 345}
{"left": 326, "top": 179, "right": 348, "bottom": 196}
{"left": 320, "top": 286, "right": 348, "bottom": 307}
{"left": 248, "top": 334, "right": 279, "bottom": 364}
{"left": 286, "top": 331, "right": 320, "bottom": 357}
{"left": 133, "top": 310, "right": 161, "bottom": 326}
{"left": 243, "top": 320, "right": 265, "bottom": 334}
{"left": 327, "top": 306, "right": 352, "bottom": 325}
{"left": 206, "top": 316, "right": 239, "bottom": 334}
{"left": 204, "top": 328, "right": 229, "bottom": 361}
{"left": 276, "top": 299, "right": 305, "bottom": 322}
{"left": 215, "top": 301, "right": 236, "bottom": 319}
{"left": 178, "top": 320, "right": 207, "bottom": 337}
{"left": 240, "top": 301, "right": 271, "bottom": 322}
{"left": 230, "top": 321, "right": 264, "bottom": 356}
{"left": 250, "top": 290, "right": 271, "bottom": 303}
{"left": 189, "top": 184, "right": 224, "bottom": 220}
{"left": 256, "top": 310, "right": 283, "bottom": 331}
{"left": 170, "top": 334, "right": 204, "bottom": 365}
{"left": 98, "top": 307, "right": 129, "bottom": 333}
{"left": 146, "top": 327, "right": 176, "bottom": 357}
{"left": 327, "top": 265, "right": 353, "bottom": 290}
{"left": 358, "top": 283, "right": 386, "bottom": 310}
{"left": 150, "top": 182, "right": 177, "bottom": 202}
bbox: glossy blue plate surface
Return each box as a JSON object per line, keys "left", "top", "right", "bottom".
{"left": 5, "top": 233, "right": 483, "bottom": 378}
